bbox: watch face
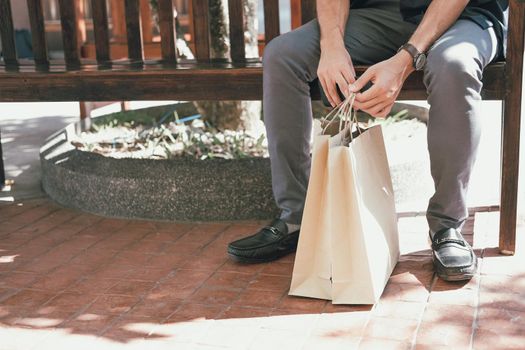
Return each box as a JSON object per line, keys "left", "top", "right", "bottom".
{"left": 415, "top": 54, "right": 426, "bottom": 71}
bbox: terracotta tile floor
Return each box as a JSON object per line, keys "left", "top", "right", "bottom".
{"left": 0, "top": 199, "right": 524, "bottom": 349}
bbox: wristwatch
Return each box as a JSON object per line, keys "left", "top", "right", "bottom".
{"left": 398, "top": 43, "right": 427, "bottom": 71}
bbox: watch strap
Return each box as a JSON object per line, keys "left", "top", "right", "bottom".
{"left": 398, "top": 43, "right": 421, "bottom": 58}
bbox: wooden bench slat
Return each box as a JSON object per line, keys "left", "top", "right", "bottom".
{"left": 300, "top": 0, "right": 316, "bottom": 24}
{"left": 263, "top": 0, "right": 280, "bottom": 44}
{"left": 58, "top": 0, "right": 80, "bottom": 66}
{"left": 91, "top": 0, "right": 111, "bottom": 62}
{"left": 0, "top": 0, "right": 17, "bottom": 65}
{"left": 228, "top": 0, "right": 245, "bottom": 61}
{"left": 26, "top": 0, "right": 48, "bottom": 65}
{"left": 192, "top": 0, "right": 211, "bottom": 60}
{"left": 0, "top": 63, "right": 506, "bottom": 102}
{"left": 124, "top": 0, "right": 144, "bottom": 61}
{"left": 158, "top": 0, "right": 177, "bottom": 62}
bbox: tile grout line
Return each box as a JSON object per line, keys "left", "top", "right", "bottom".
{"left": 408, "top": 272, "right": 437, "bottom": 350}
{"left": 469, "top": 248, "right": 485, "bottom": 350}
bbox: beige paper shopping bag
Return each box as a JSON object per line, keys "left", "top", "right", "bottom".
{"left": 289, "top": 96, "right": 399, "bottom": 304}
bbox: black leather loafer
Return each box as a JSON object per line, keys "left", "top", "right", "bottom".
{"left": 431, "top": 228, "right": 477, "bottom": 281}
{"left": 227, "top": 218, "right": 299, "bottom": 263}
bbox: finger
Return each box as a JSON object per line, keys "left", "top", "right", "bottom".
{"left": 336, "top": 74, "right": 350, "bottom": 98}
{"left": 341, "top": 66, "right": 356, "bottom": 86}
{"left": 354, "top": 95, "right": 385, "bottom": 111}
{"left": 376, "top": 104, "right": 393, "bottom": 119}
{"left": 326, "top": 78, "right": 342, "bottom": 106}
{"left": 320, "top": 76, "right": 335, "bottom": 107}
{"left": 368, "top": 100, "right": 393, "bottom": 117}
{"left": 348, "top": 68, "right": 373, "bottom": 93}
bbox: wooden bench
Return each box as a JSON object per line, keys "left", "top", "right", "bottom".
{"left": 0, "top": 0, "right": 523, "bottom": 254}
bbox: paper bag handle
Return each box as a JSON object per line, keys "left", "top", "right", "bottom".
{"left": 321, "top": 92, "right": 362, "bottom": 142}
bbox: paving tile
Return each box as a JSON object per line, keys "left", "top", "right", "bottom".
{"left": 125, "top": 266, "right": 173, "bottom": 282}
{"left": 421, "top": 303, "right": 475, "bottom": 327}
{"left": 363, "top": 316, "right": 419, "bottom": 342}
{"left": 260, "top": 262, "right": 294, "bottom": 277}
{"left": 43, "top": 291, "right": 98, "bottom": 310}
{"left": 303, "top": 333, "right": 361, "bottom": 350}
{"left": 219, "top": 259, "right": 267, "bottom": 274}
{"left": 106, "top": 280, "right": 156, "bottom": 296}
{"left": 28, "top": 267, "right": 86, "bottom": 292}
{"left": 143, "top": 253, "right": 188, "bottom": 269}
{"left": 218, "top": 306, "right": 271, "bottom": 319}
{"left": 479, "top": 274, "right": 525, "bottom": 295}
{"left": 372, "top": 300, "right": 426, "bottom": 320}
{"left": 477, "top": 307, "right": 525, "bottom": 332}
{"left": 233, "top": 289, "right": 285, "bottom": 309}
{"left": 276, "top": 294, "right": 327, "bottom": 313}
{"left": 155, "top": 269, "right": 214, "bottom": 299}
{"left": 129, "top": 297, "right": 183, "bottom": 319}
{"left": 0, "top": 289, "right": 56, "bottom": 309}
{"left": 428, "top": 288, "right": 479, "bottom": 307}
{"left": 101, "top": 315, "right": 160, "bottom": 342}
{"left": 414, "top": 324, "right": 472, "bottom": 349}
{"left": 247, "top": 274, "right": 291, "bottom": 292}
{"left": 188, "top": 286, "right": 241, "bottom": 305}
{"left": 86, "top": 294, "right": 140, "bottom": 315}
{"left": 358, "top": 338, "right": 412, "bottom": 350}
{"left": 196, "top": 322, "right": 261, "bottom": 348}
{"left": 322, "top": 303, "right": 372, "bottom": 314}
{"left": 60, "top": 312, "right": 120, "bottom": 335}
{"left": 248, "top": 327, "right": 309, "bottom": 349}
{"left": 315, "top": 311, "right": 369, "bottom": 337}
{"left": 389, "top": 256, "right": 435, "bottom": 287}
{"left": 478, "top": 290, "right": 525, "bottom": 312}
{"left": 202, "top": 271, "right": 254, "bottom": 290}
{"left": 380, "top": 282, "right": 430, "bottom": 303}
{"left": 432, "top": 274, "right": 479, "bottom": 291}
{"left": 0, "top": 271, "right": 39, "bottom": 288}
{"left": 472, "top": 328, "right": 525, "bottom": 350}
{"left": 66, "top": 277, "right": 121, "bottom": 294}
{"left": 167, "top": 303, "right": 226, "bottom": 322}
{"left": 87, "top": 263, "right": 137, "bottom": 280}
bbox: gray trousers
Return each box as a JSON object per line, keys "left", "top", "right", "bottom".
{"left": 262, "top": 2, "right": 499, "bottom": 233}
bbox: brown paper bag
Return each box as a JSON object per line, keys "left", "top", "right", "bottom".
{"left": 289, "top": 96, "right": 399, "bottom": 304}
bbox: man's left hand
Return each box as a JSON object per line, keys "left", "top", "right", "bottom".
{"left": 349, "top": 51, "right": 415, "bottom": 118}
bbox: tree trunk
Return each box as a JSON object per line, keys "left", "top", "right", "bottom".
{"left": 149, "top": 0, "right": 262, "bottom": 135}
{"left": 194, "top": 0, "right": 262, "bottom": 136}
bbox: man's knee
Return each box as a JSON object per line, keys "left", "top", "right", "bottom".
{"left": 263, "top": 20, "right": 319, "bottom": 80}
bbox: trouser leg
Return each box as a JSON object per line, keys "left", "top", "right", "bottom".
{"left": 424, "top": 19, "right": 499, "bottom": 234}
{"left": 263, "top": 5, "right": 415, "bottom": 224}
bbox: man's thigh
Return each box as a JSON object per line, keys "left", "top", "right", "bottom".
{"left": 425, "top": 19, "right": 499, "bottom": 76}
{"left": 343, "top": 6, "right": 416, "bottom": 65}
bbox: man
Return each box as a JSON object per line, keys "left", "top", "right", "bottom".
{"left": 227, "top": 0, "right": 508, "bottom": 281}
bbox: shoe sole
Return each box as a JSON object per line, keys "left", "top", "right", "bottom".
{"left": 227, "top": 249, "right": 293, "bottom": 264}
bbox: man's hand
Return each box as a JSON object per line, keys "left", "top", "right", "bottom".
{"left": 349, "top": 50, "right": 414, "bottom": 118}
{"left": 318, "top": 43, "right": 356, "bottom": 107}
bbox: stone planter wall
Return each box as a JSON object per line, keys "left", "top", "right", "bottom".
{"left": 40, "top": 121, "right": 279, "bottom": 221}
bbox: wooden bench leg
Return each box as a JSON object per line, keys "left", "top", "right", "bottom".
{"left": 500, "top": 99, "right": 520, "bottom": 256}
{"left": 499, "top": 0, "right": 525, "bottom": 256}
{"left": 0, "top": 128, "right": 5, "bottom": 188}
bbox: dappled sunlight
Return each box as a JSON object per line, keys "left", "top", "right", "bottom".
{"left": 0, "top": 254, "right": 19, "bottom": 263}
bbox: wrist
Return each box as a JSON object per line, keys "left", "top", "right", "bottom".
{"left": 320, "top": 29, "right": 345, "bottom": 51}
{"left": 395, "top": 49, "right": 415, "bottom": 75}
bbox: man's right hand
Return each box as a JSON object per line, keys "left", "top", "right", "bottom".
{"left": 317, "top": 42, "right": 356, "bottom": 107}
